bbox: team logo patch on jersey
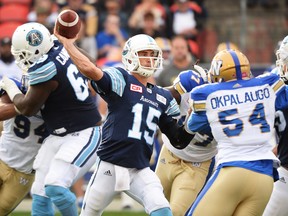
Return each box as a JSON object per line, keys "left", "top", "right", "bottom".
{"left": 19, "top": 177, "right": 29, "bottom": 185}
{"left": 156, "top": 94, "right": 167, "bottom": 105}
{"left": 26, "top": 30, "right": 43, "bottom": 46}
{"left": 192, "top": 162, "right": 201, "bottom": 167}
{"left": 130, "top": 84, "right": 142, "bottom": 93}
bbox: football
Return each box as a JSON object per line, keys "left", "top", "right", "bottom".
{"left": 55, "top": 9, "right": 81, "bottom": 39}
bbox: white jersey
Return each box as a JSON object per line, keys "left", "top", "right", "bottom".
{"left": 0, "top": 60, "right": 23, "bottom": 81}
{"left": 187, "top": 73, "right": 286, "bottom": 167}
{"left": 164, "top": 69, "right": 218, "bottom": 162}
{"left": 0, "top": 113, "right": 48, "bottom": 174}
{"left": 164, "top": 92, "right": 218, "bottom": 162}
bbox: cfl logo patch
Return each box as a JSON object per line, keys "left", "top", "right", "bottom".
{"left": 211, "top": 60, "right": 223, "bottom": 76}
{"left": 19, "top": 177, "right": 29, "bottom": 185}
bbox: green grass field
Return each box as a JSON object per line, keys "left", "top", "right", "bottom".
{"left": 11, "top": 211, "right": 148, "bottom": 216}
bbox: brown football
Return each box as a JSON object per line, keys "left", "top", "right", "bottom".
{"left": 55, "top": 9, "right": 81, "bottom": 39}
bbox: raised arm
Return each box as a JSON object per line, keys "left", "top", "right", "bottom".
{"left": 53, "top": 30, "right": 104, "bottom": 81}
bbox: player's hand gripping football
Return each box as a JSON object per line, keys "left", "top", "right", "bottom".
{"left": 53, "top": 26, "right": 78, "bottom": 45}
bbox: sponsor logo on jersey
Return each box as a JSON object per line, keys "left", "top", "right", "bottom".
{"left": 156, "top": 94, "right": 167, "bottom": 105}
{"left": 279, "top": 176, "right": 286, "bottom": 183}
{"left": 53, "top": 127, "right": 67, "bottom": 134}
{"left": 160, "top": 158, "right": 166, "bottom": 164}
{"left": 130, "top": 84, "right": 142, "bottom": 93}
{"left": 71, "top": 132, "right": 79, "bottom": 136}
{"left": 104, "top": 170, "right": 112, "bottom": 176}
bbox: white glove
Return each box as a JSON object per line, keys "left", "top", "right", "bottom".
{"left": 0, "top": 76, "right": 22, "bottom": 101}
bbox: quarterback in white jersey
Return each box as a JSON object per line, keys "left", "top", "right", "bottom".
{"left": 0, "top": 77, "right": 49, "bottom": 215}
{"left": 155, "top": 66, "right": 217, "bottom": 216}
{"left": 186, "top": 49, "right": 288, "bottom": 216}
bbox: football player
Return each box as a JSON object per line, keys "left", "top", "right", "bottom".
{"left": 0, "top": 76, "right": 49, "bottom": 215}
{"left": 263, "top": 35, "right": 288, "bottom": 216}
{"left": 0, "top": 22, "right": 102, "bottom": 216}
{"left": 54, "top": 31, "right": 195, "bottom": 216}
{"left": 155, "top": 65, "right": 217, "bottom": 216}
{"left": 185, "top": 49, "right": 288, "bottom": 216}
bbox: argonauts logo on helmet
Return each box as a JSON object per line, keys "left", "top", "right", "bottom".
{"left": 26, "top": 30, "right": 43, "bottom": 46}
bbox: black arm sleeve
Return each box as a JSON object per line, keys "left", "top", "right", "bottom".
{"left": 159, "top": 114, "right": 195, "bottom": 149}
{"left": 90, "top": 72, "right": 112, "bottom": 95}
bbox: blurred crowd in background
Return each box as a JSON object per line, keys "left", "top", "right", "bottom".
{"left": 1, "top": 0, "right": 288, "bottom": 212}
{"left": 0, "top": 0, "right": 288, "bottom": 72}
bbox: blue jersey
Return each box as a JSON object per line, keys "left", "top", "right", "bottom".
{"left": 173, "top": 69, "right": 206, "bottom": 95}
{"left": 28, "top": 40, "right": 101, "bottom": 135}
{"left": 92, "top": 67, "right": 181, "bottom": 169}
{"left": 274, "top": 109, "right": 288, "bottom": 167}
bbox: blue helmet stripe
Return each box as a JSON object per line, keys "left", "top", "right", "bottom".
{"left": 229, "top": 50, "right": 242, "bottom": 80}
{"left": 226, "top": 42, "right": 230, "bottom": 49}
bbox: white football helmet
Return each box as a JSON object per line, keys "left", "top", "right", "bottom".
{"left": 11, "top": 22, "right": 54, "bottom": 71}
{"left": 275, "top": 36, "right": 288, "bottom": 82}
{"left": 122, "top": 34, "right": 163, "bottom": 77}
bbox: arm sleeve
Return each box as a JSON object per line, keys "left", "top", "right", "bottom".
{"left": 159, "top": 114, "right": 195, "bottom": 149}
{"left": 90, "top": 72, "right": 112, "bottom": 95}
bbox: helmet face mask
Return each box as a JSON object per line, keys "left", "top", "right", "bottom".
{"left": 276, "top": 39, "right": 288, "bottom": 82}
{"left": 11, "top": 22, "right": 54, "bottom": 71}
{"left": 122, "top": 34, "right": 163, "bottom": 77}
{"left": 209, "top": 50, "right": 251, "bottom": 83}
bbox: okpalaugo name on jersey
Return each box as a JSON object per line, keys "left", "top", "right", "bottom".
{"left": 211, "top": 87, "right": 270, "bottom": 109}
